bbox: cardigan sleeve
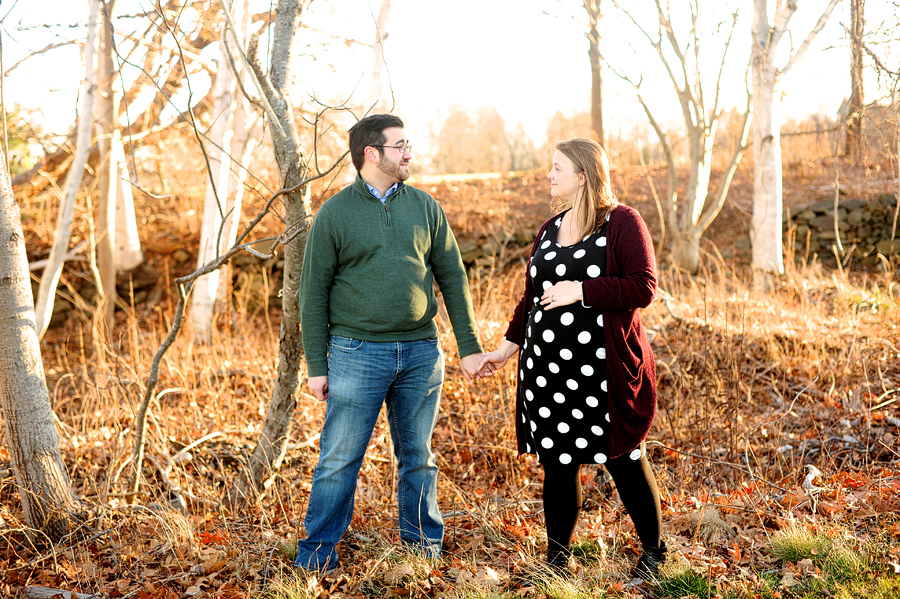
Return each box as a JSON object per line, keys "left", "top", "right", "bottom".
{"left": 582, "top": 206, "right": 657, "bottom": 311}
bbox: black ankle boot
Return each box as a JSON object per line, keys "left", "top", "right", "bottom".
{"left": 631, "top": 541, "right": 667, "bottom": 582}
{"left": 547, "top": 547, "right": 573, "bottom": 575}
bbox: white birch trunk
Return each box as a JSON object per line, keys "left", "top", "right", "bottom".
{"left": 749, "top": 0, "right": 840, "bottom": 279}
{"left": 750, "top": 64, "right": 784, "bottom": 275}
{"left": 34, "top": 0, "right": 101, "bottom": 338}
{"left": 96, "top": 0, "right": 118, "bottom": 336}
{"left": 366, "top": 0, "right": 391, "bottom": 113}
{"left": 215, "top": 97, "right": 262, "bottom": 302}
{"left": 189, "top": 3, "right": 241, "bottom": 342}
{"left": 114, "top": 135, "right": 144, "bottom": 271}
{"left": 0, "top": 147, "right": 83, "bottom": 541}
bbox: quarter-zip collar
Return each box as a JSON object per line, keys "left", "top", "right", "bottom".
{"left": 355, "top": 175, "right": 404, "bottom": 226}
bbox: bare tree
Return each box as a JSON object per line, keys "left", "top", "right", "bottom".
{"left": 860, "top": 6, "right": 900, "bottom": 245}
{"left": 223, "top": 0, "right": 319, "bottom": 505}
{"left": 0, "top": 146, "right": 84, "bottom": 542}
{"left": 607, "top": 0, "right": 751, "bottom": 273}
{"left": 33, "top": 0, "right": 101, "bottom": 338}
{"left": 190, "top": 0, "right": 260, "bottom": 343}
{"left": 749, "top": 0, "right": 841, "bottom": 279}
{"left": 584, "top": 0, "right": 604, "bottom": 145}
{"left": 846, "top": 0, "right": 865, "bottom": 160}
{"left": 96, "top": 0, "right": 119, "bottom": 339}
{"left": 366, "top": 0, "right": 392, "bottom": 114}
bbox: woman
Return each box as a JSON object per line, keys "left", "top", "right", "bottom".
{"left": 477, "top": 138, "right": 666, "bottom": 581}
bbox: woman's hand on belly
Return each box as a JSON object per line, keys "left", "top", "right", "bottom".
{"left": 541, "top": 280, "right": 584, "bottom": 309}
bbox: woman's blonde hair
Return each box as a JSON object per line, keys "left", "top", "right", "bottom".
{"left": 555, "top": 138, "right": 618, "bottom": 240}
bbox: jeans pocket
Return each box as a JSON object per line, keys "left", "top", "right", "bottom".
{"left": 328, "top": 336, "right": 365, "bottom": 351}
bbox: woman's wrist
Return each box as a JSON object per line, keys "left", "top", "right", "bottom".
{"left": 499, "top": 338, "right": 521, "bottom": 359}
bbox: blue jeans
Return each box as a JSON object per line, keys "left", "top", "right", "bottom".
{"left": 295, "top": 336, "right": 445, "bottom": 571}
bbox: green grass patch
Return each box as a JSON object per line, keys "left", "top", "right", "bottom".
{"left": 657, "top": 568, "right": 716, "bottom": 598}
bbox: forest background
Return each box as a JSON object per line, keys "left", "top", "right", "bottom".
{"left": 1, "top": 1, "right": 900, "bottom": 598}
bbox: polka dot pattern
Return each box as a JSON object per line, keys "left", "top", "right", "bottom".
{"left": 516, "top": 215, "right": 640, "bottom": 465}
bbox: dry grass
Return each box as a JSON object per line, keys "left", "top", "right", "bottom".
{"left": 2, "top": 128, "right": 900, "bottom": 597}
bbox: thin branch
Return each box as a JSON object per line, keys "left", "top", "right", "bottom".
{"left": 699, "top": 89, "right": 752, "bottom": 232}
{"left": 154, "top": 4, "right": 223, "bottom": 221}
{"left": 2, "top": 39, "right": 77, "bottom": 76}
{"left": 220, "top": 0, "right": 284, "bottom": 139}
{"left": 710, "top": 11, "right": 740, "bottom": 120}
{"left": 781, "top": 0, "right": 841, "bottom": 78}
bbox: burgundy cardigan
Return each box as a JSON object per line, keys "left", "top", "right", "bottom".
{"left": 504, "top": 205, "right": 658, "bottom": 459}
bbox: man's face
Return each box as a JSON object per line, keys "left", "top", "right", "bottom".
{"left": 375, "top": 127, "right": 411, "bottom": 182}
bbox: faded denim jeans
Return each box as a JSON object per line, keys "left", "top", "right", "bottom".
{"left": 294, "top": 336, "right": 445, "bottom": 571}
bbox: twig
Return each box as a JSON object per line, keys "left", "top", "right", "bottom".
{"left": 22, "top": 587, "right": 102, "bottom": 599}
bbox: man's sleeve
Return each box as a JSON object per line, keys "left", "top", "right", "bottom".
{"left": 428, "top": 203, "right": 483, "bottom": 358}
{"left": 299, "top": 209, "right": 338, "bottom": 377}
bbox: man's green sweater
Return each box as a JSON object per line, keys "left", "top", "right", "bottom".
{"left": 299, "top": 177, "right": 483, "bottom": 377}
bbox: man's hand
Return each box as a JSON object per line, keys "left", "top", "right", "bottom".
{"left": 459, "top": 353, "right": 484, "bottom": 383}
{"left": 308, "top": 375, "right": 329, "bottom": 402}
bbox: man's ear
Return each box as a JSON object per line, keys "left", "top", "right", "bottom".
{"left": 365, "top": 147, "right": 379, "bottom": 164}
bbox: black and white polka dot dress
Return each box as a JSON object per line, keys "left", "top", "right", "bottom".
{"left": 519, "top": 214, "right": 643, "bottom": 466}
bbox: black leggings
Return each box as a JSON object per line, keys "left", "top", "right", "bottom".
{"left": 542, "top": 449, "right": 662, "bottom": 557}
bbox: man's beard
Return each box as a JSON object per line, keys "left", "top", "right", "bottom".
{"left": 378, "top": 154, "right": 409, "bottom": 182}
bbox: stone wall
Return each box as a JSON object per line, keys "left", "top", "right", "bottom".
{"left": 784, "top": 193, "right": 900, "bottom": 267}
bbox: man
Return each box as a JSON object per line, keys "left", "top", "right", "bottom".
{"left": 295, "top": 114, "right": 484, "bottom": 571}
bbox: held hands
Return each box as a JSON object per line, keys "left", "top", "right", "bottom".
{"left": 460, "top": 353, "right": 484, "bottom": 383}
{"left": 309, "top": 343, "right": 522, "bottom": 398}
{"left": 471, "top": 339, "right": 520, "bottom": 380}
{"left": 540, "top": 280, "right": 583, "bottom": 309}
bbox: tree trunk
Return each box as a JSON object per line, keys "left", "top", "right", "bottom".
{"left": 0, "top": 147, "right": 84, "bottom": 542}
{"left": 95, "top": 0, "right": 119, "bottom": 338}
{"left": 366, "top": 0, "right": 391, "bottom": 113}
{"left": 669, "top": 228, "right": 701, "bottom": 274}
{"left": 585, "top": 0, "right": 604, "bottom": 146}
{"left": 750, "top": 69, "right": 784, "bottom": 277}
{"left": 846, "top": 0, "right": 865, "bottom": 160}
{"left": 34, "top": 0, "right": 101, "bottom": 338}
{"left": 227, "top": 0, "right": 311, "bottom": 506}
{"left": 749, "top": 0, "right": 839, "bottom": 281}
{"left": 190, "top": 7, "right": 239, "bottom": 343}
{"left": 215, "top": 86, "right": 262, "bottom": 302}
{"left": 114, "top": 135, "right": 143, "bottom": 272}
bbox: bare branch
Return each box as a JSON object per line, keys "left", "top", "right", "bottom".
{"left": 221, "top": 0, "right": 285, "bottom": 139}
{"left": 781, "top": 0, "right": 841, "bottom": 78}
{"left": 710, "top": 12, "right": 740, "bottom": 121}
{"left": 699, "top": 87, "right": 752, "bottom": 232}
{"left": 2, "top": 40, "right": 78, "bottom": 76}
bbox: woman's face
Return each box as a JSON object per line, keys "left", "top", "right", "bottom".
{"left": 547, "top": 150, "right": 585, "bottom": 202}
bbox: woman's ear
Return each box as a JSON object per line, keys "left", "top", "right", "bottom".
{"left": 579, "top": 172, "right": 587, "bottom": 186}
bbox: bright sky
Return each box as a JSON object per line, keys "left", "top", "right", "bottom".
{"left": 0, "top": 0, "right": 871, "bottom": 160}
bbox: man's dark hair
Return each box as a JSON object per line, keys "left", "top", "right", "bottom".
{"left": 348, "top": 114, "right": 404, "bottom": 171}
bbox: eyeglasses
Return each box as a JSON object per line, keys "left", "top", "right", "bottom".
{"left": 372, "top": 143, "right": 413, "bottom": 154}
